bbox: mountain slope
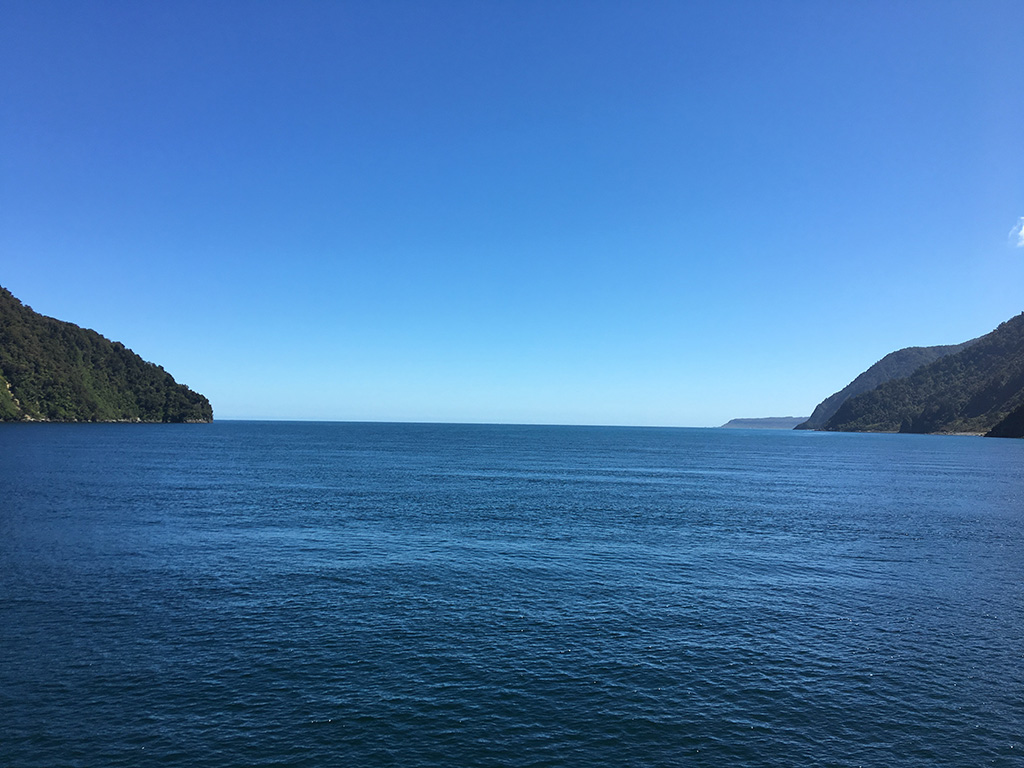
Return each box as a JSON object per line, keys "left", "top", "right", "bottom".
{"left": 822, "top": 313, "right": 1024, "bottom": 435}
{"left": 0, "top": 286, "right": 212, "bottom": 422}
{"left": 796, "top": 342, "right": 974, "bottom": 430}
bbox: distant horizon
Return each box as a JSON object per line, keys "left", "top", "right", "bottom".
{"left": 203, "top": 417, "right": 739, "bottom": 428}
{"left": 1, "top": 278, "right": 1018, "bottom": 429}
{"left": 205, "top": 413, "right": 812, "bottom": 430}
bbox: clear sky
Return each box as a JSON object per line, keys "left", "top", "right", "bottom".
{"left": 2, "top": 1, "right": 1022, "bottom": 425}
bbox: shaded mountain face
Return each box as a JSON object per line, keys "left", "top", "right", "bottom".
{"left": 796, "top": 342, "right": 974, "bottom": 430}
{"left": 821, "top": 313, "right": 1024, "bottom": 435}
{"left": 0, "top": 286, "right": 212, "bottom": 422}
{"left": 986, "top": 402, "right": 1024, "bottom": 438}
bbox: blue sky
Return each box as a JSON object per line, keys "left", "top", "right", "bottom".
{"left": 2, "top": 1, "right": 1022, "bottom": 425}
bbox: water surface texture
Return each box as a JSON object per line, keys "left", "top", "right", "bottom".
{"left": 2, "top": 423, "right": 1022, "bottom": 766}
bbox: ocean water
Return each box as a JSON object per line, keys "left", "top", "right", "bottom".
{"left": 1, "top": 422, "right": 1022, "bottom": 767}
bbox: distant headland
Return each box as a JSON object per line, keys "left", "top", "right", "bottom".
{"left": 0, "top": 286, "right": 212, "bottom": 423}
{"left": 720, "top": 417, "right": 808, "bottom": 430}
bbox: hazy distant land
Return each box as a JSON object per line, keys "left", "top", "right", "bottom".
{"left": 720, "top": 417, "right": 808, "bottom": 430}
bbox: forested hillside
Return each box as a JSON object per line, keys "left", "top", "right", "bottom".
{"left": 821, "top": 313, "right": 1024, "bottom": 435}
{"left": 0, "top": 286, "right": 212, "bottom": 422}
{"left": 796, "top": 342, "right": 974, "bottom": 430}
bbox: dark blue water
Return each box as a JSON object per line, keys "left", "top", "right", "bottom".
{"left": 2, "top": 422, "right": 1022, "bottom": 766}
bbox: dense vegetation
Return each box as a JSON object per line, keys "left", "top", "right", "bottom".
{"left": 821, "top": 313, "right": 1024, "bottom": 435}
{"left": 796, "top": 342, "right": 974, "bottom": 430}
{"left": 0, "top": 286, "right": 212, "bottom": 422}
